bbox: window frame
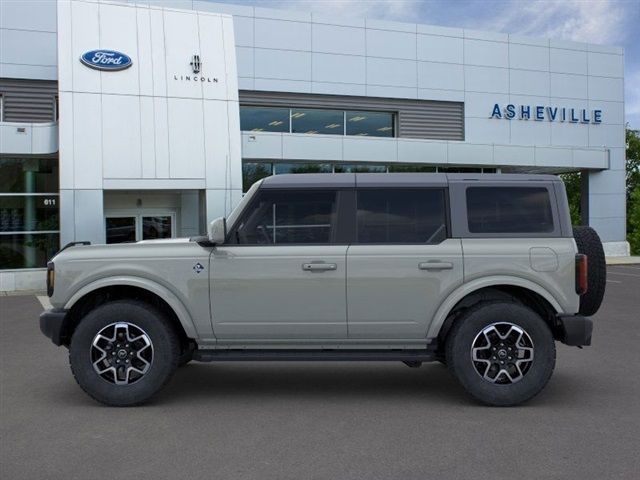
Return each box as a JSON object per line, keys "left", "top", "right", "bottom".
{"left": 225, "top": 188, "right": 352, "bottom": 246}
{"left": 448, "top": 182, "right": 562, "bottom": 238}
{"left": 352, "top": 187, "right": 450, "bottom": 245}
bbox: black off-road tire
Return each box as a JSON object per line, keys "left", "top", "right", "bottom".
{"left": 446, "top": 301, "right": 556, "bottom": 407}
{"left": 69, "top": 300, "right": 180, "bottom": 406}
{"left": 573, "top": 226, "right": 606, "bottom": 316}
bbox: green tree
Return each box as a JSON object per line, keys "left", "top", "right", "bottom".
{"left": 628, "top": 186, "right": 640, "bottom": 254}
{"left": 627, "top": 128, "right": 640, "bottom": 254}
{"left": 560, "top": 172, "right": 582, "bottom": 225}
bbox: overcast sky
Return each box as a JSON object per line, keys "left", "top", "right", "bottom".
{"left": 214, "top": 0, "right": 640, "bottom": 129}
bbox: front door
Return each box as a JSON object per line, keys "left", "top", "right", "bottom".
{"left": 346, "top": 187, "right": 464, "bottom": 339}
{"left": 105, "top": 213, "right": 175, "bottom": 243}
{"left": 210, "top": 188, "right": 348, "bottom": 340}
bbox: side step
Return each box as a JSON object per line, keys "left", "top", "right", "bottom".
{"left": 192, "top": 349, "right": 437, "bottom": 363}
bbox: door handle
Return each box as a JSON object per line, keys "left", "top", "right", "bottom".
{"left": 302, "top": 263, "right": 337, "bottom": 272}
{"left": 419, "top": 261, "right": 453, "bottom": 271}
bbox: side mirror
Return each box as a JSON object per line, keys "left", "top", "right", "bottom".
{"left": 208, "top": 217, "right": 227, "bottom": 245}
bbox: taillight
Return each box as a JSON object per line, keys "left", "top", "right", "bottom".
{"left": 46, "top": 262, "right": 55, "bottom": 297}
{"left": 575, "top": 254, "right": 588, "bottom": 295}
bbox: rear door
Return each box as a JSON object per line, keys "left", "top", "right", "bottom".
{"left": 346, "top": 187, "right": 463, "bottom": 339}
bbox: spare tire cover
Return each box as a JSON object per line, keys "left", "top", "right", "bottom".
{"left": 573, "top": 226, "right": 606, "bottom": 316}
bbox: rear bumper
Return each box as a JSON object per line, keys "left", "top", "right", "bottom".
{"left": 557, "top": 314, "right": 593, "bottom": 346}
{"left": 39, "top": 308, "right": 68, "bottom": 346}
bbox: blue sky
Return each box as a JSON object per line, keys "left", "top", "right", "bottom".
{"left": 214, "top": 0, "right": 640, "bottom": 129}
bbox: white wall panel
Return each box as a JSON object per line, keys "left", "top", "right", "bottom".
{"left": 589, "top": 123, "right": 625, "bottom": 148}
{"left": 222, "top": 16, "right": 239, "bottom": 101}
{"left": 254, "top": 49, "right": 311, "bottom": 81}
{"left": 549, "top": 48, "right": 587, "bottom": 75}
{"left": 167, "top": 98, "right": 205, "bottom": 178}
{"left": 282, "top": 135, "right": 342, "bottom": 161}
{"left": 136, "top": 8, "right": 154, "bottom": 96}
{"left": 231, "top": 15, "right": 253, "bottom": 47}
{"left": 534, "top": 147, "right": 572, "bottom": 167}
{"left": 417, "top": 62, "right": 463, "bottom": 91}
{"left": 312, "top": 53, "right": 365, "bottom": 84}
{"left": 102, "top": 94, "right": 142, "bottom": 179}
{"left": 550, "top": 122, "right": 588, "bottom": 147}
{"left": 465, "top": 66, "right": 509, "bottom": 93}
{"left": 366, "top": 29, "right": 416, "bottom": 60}
{"left": 509, "top": 69, "right": 549, "bottom": 97}
{"left": 1, "top": 0, "right": 57, "bottom": 32}
{"left": 72, "top": 93, "right": 102, "bottom": 189}
{"left": 397, "top": 140, "right": 447, "bottom": 164}
{"left": 312, "top": 82, "right": 365, "bottom": 96}
{"left": 417, "top": 34, "right": 463, "bottom": 63}
{"left": 254, "top": 18, "right": 311, "bottom": 51}
{"left": 465, "top": 92, "right": 508, "bottom": 118}
{"left": 366, "top": 58, "right": 416, "bottom": 88}
{"left": 448, "top": 143, "right": 493, "bottom": 164}
{"left": 199, "top": 14, "right": 230, "bottom": 101}
{"left": 464, "top": 39, "right": 508, "bottom": 67}
{"left": 204, "top": 99, "right": 230, "bottom": 189}
{"left": 343, "top": 137, "right": 397, "bottom": 162}
{"left": 153, "top": 97, "right": 170, "bottom": 178}
{"left": 236, "top": 47, "right": 254, "bottom": 77}
{"left": 139, "top": 96, "right": 156, "bottom": 178}
{"left": 465, "top": 118, "right": 510, "bottom": 144}
{"left": 99, "top": 3, "right": 139, "bottom": 96}
{"left": 550, "top": 73, "right": 588, "bottom": 99}
{"left": 164, "top": 10, "right": 201, "bottom": 99}
{"left": 242, "top": 132, "right": 283, "bottom": 159}
{"left": 312, "top": 24, "right": 365, "bottom": 56}
{"left": 149, "top": 8, "right": 167, "bottom": 97}
{"left": 589, "top": 100, "right": 624, "bottom": 125}
{"left": 587, "top": 52, "right": 623, "bottom": 78}
{"left": 493, "top": 145, "right": 535, "bottom": 166}
{"left": 510, "top": 119, "right": 551, "bottom": 146}
{"left": 588, "top": 76, "right": 624, "bottom": 102}
{"left": 509, "top": 44, "right": 548, "bottom": 71}
{"left": 71, "top": 1, "right": 101, "bottom": 93}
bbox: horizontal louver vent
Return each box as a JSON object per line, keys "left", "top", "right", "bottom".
{"left": 0, "top": 79, "right": 57, "bottom": 123}
{"left": 239, "top": 91, "right": 464, "bottom": 141}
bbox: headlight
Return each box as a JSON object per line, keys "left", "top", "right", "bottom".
{"left": 47, "top": 262, "right": 55, "bottom": 297}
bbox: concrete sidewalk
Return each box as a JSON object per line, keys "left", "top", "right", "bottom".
{"left": 606, "top": 256, "right": 640, "bottom": 265}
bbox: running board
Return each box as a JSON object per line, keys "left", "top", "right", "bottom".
{"left": 192, "top": 349, "right": 438, "bottom": 363}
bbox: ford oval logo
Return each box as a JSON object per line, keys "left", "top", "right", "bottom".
{"left": 80, "top": 50, "right": 132, "bottom": 71}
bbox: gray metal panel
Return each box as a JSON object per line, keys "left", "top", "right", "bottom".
{"left": 0, "top": 78, "right": 56, "bottom": 122}
{"left": 239, "top": 90, "right": 464, "bottom": 141}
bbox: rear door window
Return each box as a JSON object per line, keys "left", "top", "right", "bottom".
{"left": 466, "top": 187, "right": 554, "bottom": 233}
{"left": 356, "top": 188, "right": 447, "bottom": 244}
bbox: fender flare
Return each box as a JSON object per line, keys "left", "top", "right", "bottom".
{"left": 64, "top": 276, "right": 198, "bottom": 338}
{"left": 426, "top": 275, "right": 564, "bottom": 339}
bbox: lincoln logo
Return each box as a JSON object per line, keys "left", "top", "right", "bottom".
{"left": 190, "top": 54, "right": 201, "bottom": 74}
{"left": 80, "top": 50, "right": 132, "bottom": 71}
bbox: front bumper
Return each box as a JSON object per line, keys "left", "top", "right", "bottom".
{"left": 557, "top": 314, "right": 593, "bottom": 346}
{"left": 39, "top": 308, "right": 69, "bottom": 346}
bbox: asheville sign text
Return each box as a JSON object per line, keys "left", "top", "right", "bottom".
{"left": 490, "top": 104, "right": 602, "bottom": 124}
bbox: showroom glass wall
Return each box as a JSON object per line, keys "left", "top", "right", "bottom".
{"left": 242, "top": 162, "right": 496, "bottom": 192}
{"left": 0, "top": 157, "right": 60, "bottom": 269}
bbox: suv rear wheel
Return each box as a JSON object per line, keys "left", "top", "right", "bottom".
{"left": 446, "top": 301, "right": 556, "bottom": 406}
{"left": 69, "top": 300, "right": 180, "bottom": 406}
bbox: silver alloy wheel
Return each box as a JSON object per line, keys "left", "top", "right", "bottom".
{"left": 471, "top": 322, "right": 534, "bottom": 384}
{"left": 91, "top": 322, "right": 154, "bottom": 385}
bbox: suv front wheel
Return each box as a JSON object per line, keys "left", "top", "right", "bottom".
{"left": 69, "top": 300, "right": 180, "bottom": 406}
{"left": 446, "top": 301, "right": 556, "bottom": 406}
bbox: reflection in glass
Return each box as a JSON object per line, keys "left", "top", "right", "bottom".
{"left": 388, "top": 164, "right": 437, "bottom": 173}
{"left": 274, "top": 163, "right": 332, "bottom": 175}
{"left": 0, "top": 233, "right": 60, "bottom": 269}
{"left": 143, "top": 216, "right": 172, "bottom": 240}
{"left": 242, "top": 162, "right": 273, "bottom": 192}
{"left": 346, "top": 111, "right": 394, "bottom": 137}
{"left": 334, "top": 164, "right": 387, "bottom": 173}
{"left": 291, "top": 109, "right": 343, "bottom": 135}
{"left": 106, "top": 217, "right": 136, "bottom": 244}
{"left": 0, "top": 196, "right": 59, "bottom": 232}
{"left": 240, "top": 107, "right": 289, "bottom": 132}
{"left": 0, "top": 158, "right": 59, "bottom": 193}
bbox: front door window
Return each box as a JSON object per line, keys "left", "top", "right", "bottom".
{"left": 105, "top": 214, "right": 175, "bottom": 244}
{"left": 142, "top": 216, "right": 172, "bottom": 240}
{"left": 106, "top": 217, "right": 136, "bottom": 244}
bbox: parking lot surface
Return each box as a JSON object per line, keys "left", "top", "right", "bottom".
{"left": 2, "top": 266, "right": 640, "bottom": 480}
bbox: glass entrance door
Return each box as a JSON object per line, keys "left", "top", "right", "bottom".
{"left": 105, "top": 213, "right": 175, "bottom": 244}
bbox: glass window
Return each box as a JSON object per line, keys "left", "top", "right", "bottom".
{"left": 240, "top": 107, "right": 289, "bottom": 133}
{"left": 106, "top": 217, "right": 136, "bottom": 244}
{"left": 357, "top": 189, "right": 447, "bottom": 244}
{"left": 291, "top": 109, "right": 343, "bottom": 135}
{"left": 346, "top": 111, "right": 394, "bottom": 137}
{"left": 142, "top": 216, "right": 172, "bottom": 240}
{"left": 0, "top": 196, "right": 59, "bottom": 232}
{"left": 334, "top": 164, "right": 387, "bottom": 173}
{"left": 388, "top": 164, "right": 436, "bottom": 173}
{"left": 274, "top": 163, "right": 332, "bottom": 174}
{"left": 0, "top": 233, "right": 60, "bottom": 269}
{"left": 232, "top": 190, "right": 337, "bottom": 245}
{"left": 440, "top": 167, "right": 483, "bottom": 173}
{"left": 466, "top": 187, "right": 554, "bottom": 233}
{"left": 0, "top": 158, "right": 59, "bottom": 193}
{"left": 242, "top": 162, "right": 273, "bottom": 192}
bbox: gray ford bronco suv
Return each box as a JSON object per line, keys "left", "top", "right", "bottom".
{"left": 40, "top": 173, "right": 605, "bottom": 406}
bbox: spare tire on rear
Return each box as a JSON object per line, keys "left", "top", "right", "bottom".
{"left": 573, "top": 226, "right": 606, "bottom": 316}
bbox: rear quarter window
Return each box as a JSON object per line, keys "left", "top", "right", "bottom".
{"left": 466, "top": 187, "right": 554, "bottom": 234}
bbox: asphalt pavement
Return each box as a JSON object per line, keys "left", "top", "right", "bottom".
{"left": 1, "top": 265, "right": 640, "bottom": 480}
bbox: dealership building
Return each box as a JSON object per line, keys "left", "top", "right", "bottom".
{"left": 0, "top": 0, "right": 628, "bottom": 290}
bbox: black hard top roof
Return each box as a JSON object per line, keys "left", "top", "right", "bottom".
{"left": 260, "top": 172, "right": 559, "bottom": 188}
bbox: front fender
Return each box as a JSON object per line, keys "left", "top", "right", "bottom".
{"left": 64, "top": 276, "right": 198, "bottom": 338}
{"left": 426, "top": 275, "right": 565, "bottom": 339}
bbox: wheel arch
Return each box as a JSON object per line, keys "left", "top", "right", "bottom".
{"left": 427, "top": 276, "right": 563, "bottom": 341}
{"left": 62, "top": 277, "right": 198, "bottom": 345}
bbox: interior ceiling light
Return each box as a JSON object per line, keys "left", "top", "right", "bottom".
{"left": 251, "top": 128, "right": 264, "bottom": 132}
{"left": 268, "top": 120, "right": 283, "bottom": 126}
{"left": 291, "top": 112, "right": 306, "bottom": 118}
{"left": 306, "top": 130, "right": 318, "bottom": 134}
{"left": 349, "top": 116, "right": 366, "bottom": 122}
{"left": 377, "top": 126, "right": 392, "bottom": 131}
{"left": 324, "top": 123, "right": 341, "bottom": 129}
{"left": 356, "top": 132, "right": 369, "bottom": 136}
